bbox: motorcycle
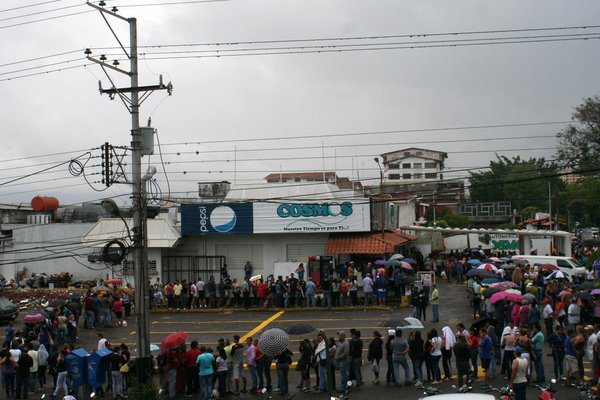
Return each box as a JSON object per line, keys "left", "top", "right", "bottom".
{"left": 330, "top": 381, "right": 353, "bottom": 400}
{"left": 486, "top": 384, "right": 515, "bottom": 400}
{"left": 533, "top": 378, "right": 557, "bottom": 400}
{"left": 563, "top": 381, "right": 595, "bottom": 400}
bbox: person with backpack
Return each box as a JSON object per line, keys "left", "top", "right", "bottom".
{"left": 51, "top": 350, "right": 68, "bottom": 400}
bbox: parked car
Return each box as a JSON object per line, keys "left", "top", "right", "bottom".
{"left": 0, "top": 297, "right": 18, "bottom": 322}
{"left": 511, "top": 255, "right": 586, "bottom": 281}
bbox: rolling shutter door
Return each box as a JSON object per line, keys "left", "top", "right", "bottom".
{"left": 286, "top": 244, "right": 325, "bottom": 261}
{"left": 215, "top": 244, "right": 264, "bottom": 273}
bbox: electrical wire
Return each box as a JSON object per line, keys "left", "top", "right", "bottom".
{"left": 0, "top": 0, "right": 64, "bottom": 14}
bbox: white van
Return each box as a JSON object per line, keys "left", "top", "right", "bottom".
{"left": 511, "top": 255, "right": 587, "bottom": 280}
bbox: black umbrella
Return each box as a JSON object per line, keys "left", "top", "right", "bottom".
{"left": 284, "top": 324, "right": 315, "bottom": 335}
{"left": 48, "top": 299, "right": 66, "bottom": 308}
{"left": 470, "top": 317, "right": 496, "bottom": 333}
{"left": 259, "top": 328, "right": 290, "bottom": 357}
{"left": 574, "top": 292, "right": 594, "bottom": 303}
{"left": 379, "top": 317, "right": 407, "bottom": 327}
{"left": 482, "top": 287, "right": 502, "bottom": 298}
{"left": 577, "top": 281, "right": 596, "bottom": 290}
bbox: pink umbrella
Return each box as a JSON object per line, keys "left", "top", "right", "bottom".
{"left": 490, "top": 281, "right": 517, "bottom": 289}
{"left": 490, "top": 291, "right": 509, "bottom": 304}
{"left": 591, "top": 289, "right": 600, "bottom": 296}
{"left": 24, "top": 313, "right": 46, "bottom": 323}
{"left": 400, "top": 261, "right": 413, "bottom": 270}
{"left": 558, "top": 290, "right": 572, "bottom": 298}
{"left": 477, "top": 263, "right": 498, "bottom": 272}
{"left": 506, "top": 293, "right": 524, "bottom": 303}
{"left": 489, "top": 257, "right": 502, "bottom": 263}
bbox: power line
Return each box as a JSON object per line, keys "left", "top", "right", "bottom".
{"left": 0, "top": 0, "right": 63, "bottom": 14}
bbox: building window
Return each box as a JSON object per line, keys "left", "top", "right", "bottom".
{"left": 424, "top": 162, "right": 437, "bottom": 168}
{"left": 402, "top": 163, "right": 411, "bottom": 169}
{"left": 413, "top": 173, "right": 422, "bottom": 179}
{"left": 404, "top": 151, "right": 410, "bottom": 157}
{"left": 388, "top": 174, "right": 400, "bottom": 180}
{"left": 416, "top": 151, "right": 423, "bottom": 156}
{"left": 402, "top": 173, "right": 411, "bottom": 179}
{"left": 388, "top": 164, "right": 399, "bottom": 169}
{"left": 294, "top": 177, "right": 301, "bottom": 182}
{"left": 425, "top": 173, "right": 437, "bottom": 179}
{"left": 413, "top": 163, "right": 422, "bottom": 169}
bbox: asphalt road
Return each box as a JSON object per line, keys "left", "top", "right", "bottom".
{"left": 18, "top": 279, "right": 587, "bottom": 399}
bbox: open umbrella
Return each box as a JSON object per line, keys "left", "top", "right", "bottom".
{"left": 390, "top": 254, "right": 404, "bottom": 260}
{"left": 482, "top": 277, "right": 504, "bottom": 286}
{"left": 402, "top": 258, "right": 417, "bottom": 264}
{"left": 546, "top": 271, "right": 568, "bottom": 280}
{"left": 507, "top": 293, "right": 524, "bottom": 303}
{"left": 285, "top": 324, "right": 315, "bottom": 335}
{"left": 490, "top": 281, "right": 517, "bottom": 290}
{"left": 150, "top": 344, "right": 160, "bottom": 352}
{"left": 24, "top": 313, "right": 47, "bottom": 323}
{"left": 467, "top": 259, "right": 481, "bottom": 265}
{"left": 574, "top": 292, "right": 594, "bottom": 303}
{"left": 470, "top": 317, "right": 496, "bottom": 332}
{"left": 161, "top": 332, "right": 188, "bottom": 349}
{"left": 537, "top": 264, "right": 558, "bottom": 272}
{"left": 29, "top": 309, "right": 50, "bottom": 317}
{"left": 400, "top": 261, "right": 413, "bottom": 270}
{"left": 397, "top": 317, "right": 424, "bottom": 329}
{"left": 505, "top": 289, "right": 522, "bottom": 295}
{"left": 466, "top": 269, "right": 495, "bottom": 278}
{"left": 482, "top": 287, "right": 502, "bottom": 298}
{"left": 489, "top": 291, "right": 509, "bottom": 304}
{"left": 523, "top": 293, "right": 536, "bottom": 304}
{"left": 591, "top": 288, "right": 600, "bottom": 296}
{"left": 48, "top": 299, "right": 66, "bottom": 308}
{"left": 488, "top": 257, "right": 502, "bottom": 263}
{"left": 259, "top": 328, "right": 290, "bottom": 357}
{"left": 477, "top": 263, "right": 498, "bottom": 272}
{"left": 578, "top": 281, "right": 596, "bottom": 290}
{"left": 386, "top": 259, "right": 400, "bottom": 268}
{"left": 374, "top": 260, "right": 387, "bottom": 266}
{"left": 106, "top": 278, "right": 123, "bottom": 285}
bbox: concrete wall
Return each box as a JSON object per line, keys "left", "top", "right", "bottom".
{"left": 0, "top": 223, "right": 112, "bottom": 282}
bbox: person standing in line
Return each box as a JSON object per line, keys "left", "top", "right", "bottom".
{"left": 362, "top": 274, "right": 374, "bottom": 306}
{"left": 274, "top": 349, "right": 293, "bottom": 396}
{"left": 500, "top": 324, "right": 516, "bottom": 380}
{"left": 51, "top": 350, "right": 68, "bottom": 400}
{"left": 385, "top": 330, "right": 396, "bottom": 385}
{"left": 37, "top": 344, "right": 48, "bottom": 389}
{"left": 314, "top": 333, "right": 328, "bottom": 393}
{"left": 510, "top": 347, "right": 528, "bottom": 400}
{"left": 467, "top": 327, "right": 479, "bottom": 379}
{"left": 334, "top": 331, "right": 349, "bottom": 391}
{"left": 255, "top": 339, "right": 272, "bottom": 392}
{"left": 214, "top": 346, "right": 228, "bottom": 399}
{"left": 15, "top": 347, "right": 33, "bottom": 400}
{"left": 391, "top": 329, "right": 410, "bottom": 387}
{"left": 185, "top": 340, "right": 201, "bottom": 397}
{"left": 26, "top": 342, "right": 38, "bottom": 392}
{"left": 530, "top": 324, "right": 546, "bottom": 383}
{"left": 453, "top": 335, "right": 470, "bottom": 389}
{"left": 108, "top": 346, "right": 124, "bottom": 399}
{"left": 429, "top": 329, "right": 442, "bottom": 384}
{"left": 197, "top": 277, "right": 206, "bottom": 309}
{"left": 349, "top": 330, "right": 364, "bottom": 387}
{"left": 246, "top": 337, "right": 258, "bottom": 393}
{"left": 542, "top": 299, "right": 554, "bottom": 338}
{"left": 479, "top": 329, "right": 493, "bottom": 389}
{"left": 367, "top": 331, "right": 383, "bottom": 385}
{"left": 197, "top": 347, "right": 214, "bottom": 400}
{"left": 305, "top": 278, "right": 316, "bottom": 308}
{"left": 430, "top": 284, "right": 440, "bottom": 323}
{"left": 297, "top": 339, "right": 312, "bottom": 392}
{"left": 408, "top": 331, "right": 424, "bottom": 384}
{"left": 231, "top": 335, "right": 246, "bottom": 395}
{"left": 441, "top": 326, "right": 455, "bottom": 381}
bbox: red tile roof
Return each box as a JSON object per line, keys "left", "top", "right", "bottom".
{"left": 326, "top": 230, "right": 417, "bottom": 255}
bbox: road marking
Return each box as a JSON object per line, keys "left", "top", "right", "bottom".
{"left": 240, "top": 310, "right": 285, "bottom": 342}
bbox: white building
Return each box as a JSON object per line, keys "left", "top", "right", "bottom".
{"left": 380, "top": 148, "right": 447, "bottom": 182}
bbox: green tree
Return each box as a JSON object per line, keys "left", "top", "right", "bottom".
{"left": 557, "top": 96, "right": 600, "bottom": 175}
{"left": 443, "top": 212, "right": 471, "bottom": 228}
{"left": 469, "top": 155, "right": 563, "bottom": 212}
{"left": 559, "top": 176, "right": 600, "bottom": 227}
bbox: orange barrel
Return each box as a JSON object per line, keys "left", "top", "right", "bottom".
{"left": 31, "top": 196, "right": 59, "bottom": 211}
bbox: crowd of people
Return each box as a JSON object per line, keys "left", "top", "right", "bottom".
{"left": 149, "top": 261, "right": 419, "bottom": 311}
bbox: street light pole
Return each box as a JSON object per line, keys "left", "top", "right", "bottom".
{"left": 374, "top": 158, "right": 385, "bottom": 239}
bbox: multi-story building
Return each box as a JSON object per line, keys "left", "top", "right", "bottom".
{"left": 380, "top": 147, "right": 447, "bottom": 182}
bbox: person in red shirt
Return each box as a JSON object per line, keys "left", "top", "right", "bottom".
{"left": 84, "top": 293, "right": 95, "bottom": 329}
{"left": 113, "top": 297, "right": 124, "bottom": 327}
{"left": 467, "top": 327, "right": 480, "bottom": 379}
{"left": 257, "top": 279, "right": 268, "bottom": 308}
{"left": 186, "top": 341, "right": 201, "bottom": 397}
{"left": 166, "top": 348, "right": 181, "bottom": 400}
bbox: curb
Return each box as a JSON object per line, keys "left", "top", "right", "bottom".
{"left": 150, "top": 306, "right": 393, "bottom": 314}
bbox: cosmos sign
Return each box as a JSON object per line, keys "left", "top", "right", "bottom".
{"left": 181, "top": 201, "right": 369, "bottom": 235}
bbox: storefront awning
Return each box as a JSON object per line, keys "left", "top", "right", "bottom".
{"left": 326, "top": 230, "right": 417, "bottom": 255}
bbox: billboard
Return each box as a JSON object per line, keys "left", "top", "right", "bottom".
{"left": 489, "top": 233, "right": 520, "bottom": 252}
{"left": 181, "top": 201, "right": 370, "bottom": 235}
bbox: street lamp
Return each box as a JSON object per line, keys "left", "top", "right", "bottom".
{"left": 374, "top": 157, "right": 385, "bottom": 239}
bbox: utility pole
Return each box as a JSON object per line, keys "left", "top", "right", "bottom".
{"left": 86, "top": 1, "right": 172, "bottom": 383}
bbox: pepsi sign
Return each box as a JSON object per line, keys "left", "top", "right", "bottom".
{"left": 181, "top": 203, "right": 253, "bottom": 235}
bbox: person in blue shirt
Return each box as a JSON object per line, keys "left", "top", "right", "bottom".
{"left": 197, "top": 346, "right": 215, "bottom": 400}
{"left": 479, "top": 329, "right": 493, "bottom": 388}
{"left": 564, "top": 329, "right": 580, "bottom": 384}
{"left": 548, "top": 325, "right": 566, "bottom": 380}
{"left": 4, "top": 322, "right": 14, "bottom": 346}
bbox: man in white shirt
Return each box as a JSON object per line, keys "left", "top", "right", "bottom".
{"left": 27, "top": 342, "right": 38, "bottom": 391}
{"left": 97, "top": 332, "right": 109, "bottom": 351}
{"left": 542, "top": 299, "right": 554, "bottom": 337}
{"left": 585, "top": 324, "right": 598, "bottom": 381}
{"left": 362, "top": 274, "right": 374, "bottom": 306}
{"left": 567, "top": 299, "right": 581, "bottom": 331}
{"left": 196, "top": 278, "right": 206, "bottom": 308}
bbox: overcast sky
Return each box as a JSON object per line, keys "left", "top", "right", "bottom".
{"left": 1, "top": 0, "right": 599, "bottom": 207}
